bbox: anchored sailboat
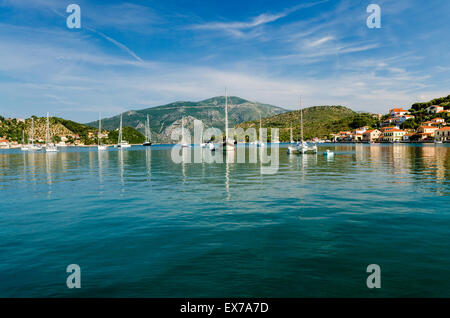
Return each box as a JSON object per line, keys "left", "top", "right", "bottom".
{"left": 257, "top": 114, "right": 265, "bottom": 147}
{"left": 116, "top": 114, "right": 131, "bottom": 148}
{"left": 223, "top": 88, "right": 235, "bottom": 151}
{"left": 287, "top": 96, "right": 317, "bottom": 154}
{"left": 21, "top": 130, "right": 29, "bottom": 151}
{"left": 27, "top": 118, "right": 42, "bottom": 151}
{"left": 97, "top": 114, "right": 107, "bottom": 151}
{"left": 45, "top": 113, "right": 58, "bottom": 152}
{"left": 181, "top": 116, "right": 190, "bottom": 148}
{"left": 143, "top": 114, "right": 152, "bottom": 146}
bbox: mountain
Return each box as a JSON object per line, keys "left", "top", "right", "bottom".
{"left": 86, "top": 96, "right": 287, "bottom": 143}
{"left": 236, "top": 106, "right": 380, "bottom": 141}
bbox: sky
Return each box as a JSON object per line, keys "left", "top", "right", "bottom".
{"left": 0, "top": 0, "right": 449, "bottom": 122}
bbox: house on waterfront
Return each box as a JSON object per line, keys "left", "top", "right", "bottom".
{"left": 352, "top": 133, "right": 363, "bottom": 142}
{"left": 417, "top": 125, "right": 439, "bottom": 135}
{"left": 426, "top": 105, "right": 444, "bottom": 114}
{"left": 382, "top": 128, "right": 406, "bottom": 142}
{"left": 435, "top": 127, "right": 450, "bottom": 142}
{"left": 0, "top": 138, "right": 10, "bottom": 148}
{"left": 333, "top": 131, "right": 352, "bottom": 142}
{"left": 362, "top": 129, "right": 381, "bottom": 142}
{"left": 414, "top": 125, "right": 439, "bottom": 141}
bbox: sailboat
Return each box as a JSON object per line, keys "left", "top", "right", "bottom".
{"left": 222, "top": 88, "right": 235, "bottom": 151}
{"left": 21, "top": 130, "right": 29, "bottom": 151}
{"left": 199, "top": 125, "right": 216, "bottom": 150}
{"left": 257, "top": 114, "right": 265, "bottom": 147}
{"left": 116, "top": 114, "right": 131, "bottom": 148}
{"left": 27, "top": 118, "right": 42, "bottom": 151}
{"left": 181, "top": 116, "right": 190, "bottom": 148}
{"left": 143, "top": 114, "right": 152, "bottom": 146}
{"left": 97, "top": 114, "right": 107, "bottom": 151}
{"left": 297, "top": 98, "right": 317, "bottom": 154}
{"left": 45, "top": 113, "right": 58, "bottom": 152}
{"left": 287, "top": 97, "right": 317, "bottom": 154}
{"left": 287, "top": 125, "right": 299, "bottom": 154}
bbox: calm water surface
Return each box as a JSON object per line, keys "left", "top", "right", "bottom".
{"left": 0, "top": 144, "right": 449, "bottom": 297}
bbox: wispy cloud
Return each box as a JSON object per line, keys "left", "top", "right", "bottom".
{"left": 308, "top": 36, "right": 334, "bottom": 47}
{"left": 188, "top": 1, "right": 328, "bottom": 35}
{"left": 85, "top": 27, "right": 144, "bottom": 63}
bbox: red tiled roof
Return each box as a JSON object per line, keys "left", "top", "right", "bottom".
{"left": 437, "top": 127, "right": 450, "bottom": 131}
{"left": 390, "top": 108, "right": 407, "bottom": 112}
{"left": 419, "top": 126, "right": 438, "bottom": 129}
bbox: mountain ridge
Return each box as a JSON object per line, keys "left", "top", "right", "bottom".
{"left": 86, "top": 96, "right": 287, "bottom": 143}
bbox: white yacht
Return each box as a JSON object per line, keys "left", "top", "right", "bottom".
{"left": 143, "top": 114, "right": 152, "bottom": 146}
{"left": 287, "top": 98, "right": 317, "bottom": 154}
{"left": 45, "top": 113, "right": 58, "bottom": 152}
{"left": 222, "top": 88, "right": 235, "bottom": 151}
{"left": 257, "top": 114, "right": 266, "bottom": 147}
{"left": 116, "top": 114, "right": 131, "bottom": 148}
{"left": 24, "top": 118, "right": 42, "bottom": 151}
{"left": 20, "top": 130, "right": 29, "bottom": 151}
{"left": 97, "top": 113, "right": 107, "bottom": 151}
{"left": 180, "top": 116, "right": 190, "bottom": 148}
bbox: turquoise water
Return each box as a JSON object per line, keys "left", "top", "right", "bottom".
{"left": 0, "top": 144, "right": 449, "bottom": 297}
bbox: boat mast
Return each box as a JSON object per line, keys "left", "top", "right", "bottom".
{"left": 259, "top": 113, "right": 262, "bottom": 143}
{"left": 46, "top": 112, "right": 50, "bottom": 145}
{"left": 300, "top": 96, "right": 304, "bottom": 142}
{"left": 181, "top": 116, "right": 185, "bottom": 144}
{"left": 225, "top": 88, "right": 229, "bottom": 142}
{"left": 146, "top": 114, "right": 151, "bottom": 143}
{"left": 31, "top": 118, "right": 34, "bottom": 146}
{"left": 98, "top": 113, "right": 101, "bottom": 146}
{"left": 118, "top": 114, "right": 123, "bottom": 144}
{"left": 290, "top": 126, "right": 293, "bottom": 143}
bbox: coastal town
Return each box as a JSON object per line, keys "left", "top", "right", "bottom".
{"left": 332, "top": 104, "right": 449, "bottom": 143}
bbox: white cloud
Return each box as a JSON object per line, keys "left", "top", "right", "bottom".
{"left": 308, "top": 36, "right": 334, "bottom": 47}
{"left": 188, "top": 1, "right": 328, "bottom": 35}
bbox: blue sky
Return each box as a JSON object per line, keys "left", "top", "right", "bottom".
{"left": 0, "top": 0, "right": 449, "bottom": 122}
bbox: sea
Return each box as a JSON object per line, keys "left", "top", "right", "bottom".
{"left": 0, "top": 143, "right": 449, "bottom": 297}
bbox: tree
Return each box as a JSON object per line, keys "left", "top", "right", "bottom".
{"left": 401, "top": 119, "right": 418, "bottom": 130}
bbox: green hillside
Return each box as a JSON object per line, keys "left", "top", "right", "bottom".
{"left": 0, "top": 115, "right": 143, "bottom": 145}
{"left": 108, "top": 127, "right": 145, "bottom": 144}
{"left": 236, "top": 106, "right": 379, "bottom": 141}
{"left": 86, "top": 96, "right": 287, "bottom": 143}
{"left": 402, "top": 95, "right": 450, "bottom": 129}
